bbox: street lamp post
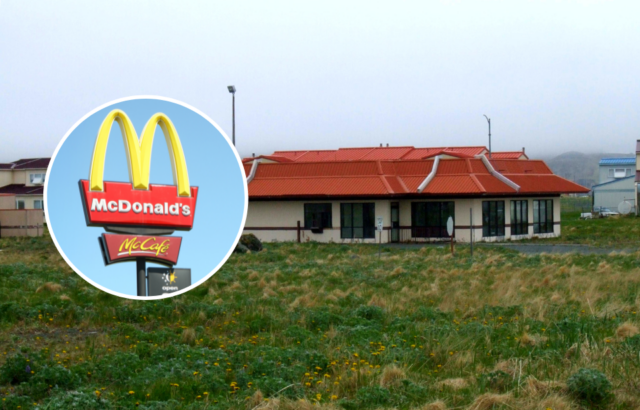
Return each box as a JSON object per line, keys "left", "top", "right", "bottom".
{"left": 483, "top": 115, "right": 491, "bottom": 158}
{"left": 228, "top": 85, "right": 236, "bottom": 146}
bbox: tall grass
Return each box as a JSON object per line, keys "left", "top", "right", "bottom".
{"left": 0, "top": 232, "right": 639, "bottom": 409}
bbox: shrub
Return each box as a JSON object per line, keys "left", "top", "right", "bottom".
{"left": 0, "top": 354, "right": 34, "bottom": 385}
{"left": 27, "top": 365, "right": 80, "bottom": 398}
{"left": 234, "top": 243, "right": 249, "bottom": 254}
{"left": 355, "top": 305, "right": 384, "bottom": 321}
{"left": 305, "top": 308, "right": 343, "bottom": 330}
{"left": 567, "top": 368, "right": 613, "bottom": 405}
{"left": 240, "top": 234, "right": 263, "bottom": 251}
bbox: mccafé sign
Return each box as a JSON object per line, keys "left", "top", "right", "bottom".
{"left": 79, "top": 109, "right": 198, "bottom": 230}
{"left": 100, "top": 233, "right": 182, "bottom": 265}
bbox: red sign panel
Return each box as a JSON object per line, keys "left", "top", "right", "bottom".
{"left": 101, "top": 233, "right": 182, "bottom": 265}
{"left": 80, "top": 180, "right": 198, "bottom": 230}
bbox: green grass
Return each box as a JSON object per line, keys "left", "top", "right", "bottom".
{"left": 527, "top": 197, "right": 640, "bottom": 248}
{"left": 1, "top": 226, "right": 640, "bottom": 409}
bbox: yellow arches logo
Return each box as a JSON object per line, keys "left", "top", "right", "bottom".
{"left": 89, "top": 109, "right": 191, "bottom": 197}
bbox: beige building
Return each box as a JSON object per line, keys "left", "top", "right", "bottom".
{"left": 0, "top": 158, "right": 48, "bottom": 236}
{"left": 242, "top": 146, "right": 588, "bottom": 244}
{"left": 0, "top": 158, "right": 49, "bottom": 210}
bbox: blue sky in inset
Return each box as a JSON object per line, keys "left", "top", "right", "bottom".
{"left": 46, "top": 98, "right": 246, "bottom": 297}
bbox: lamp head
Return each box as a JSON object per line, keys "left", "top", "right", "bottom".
{"left": 227, "top": 85, "right": 236, "bottom": 94}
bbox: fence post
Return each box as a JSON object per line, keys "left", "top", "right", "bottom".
{"left": 470, "top": 208, "right": 473, "bottom": 258}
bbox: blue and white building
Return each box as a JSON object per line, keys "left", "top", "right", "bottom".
{"left": 592, "top": 157, "right": 636, "bottom": 212}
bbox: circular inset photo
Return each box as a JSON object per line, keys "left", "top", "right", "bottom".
{"left": 45, "top": 96, "right": 247, "bottom": 299}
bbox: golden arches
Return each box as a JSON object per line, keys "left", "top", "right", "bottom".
{"left": 89, "top": 109, "right": 191, "bottom": 197}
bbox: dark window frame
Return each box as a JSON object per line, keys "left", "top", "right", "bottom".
{"left": 411, "top": 201, "right": 455, "bottom": 238}
{"left": 340, "top": 203, "right": 375, "bottom": 239}
{"left": 533, "top": 199, "right": 554, "bottom": 234}
{"left": 482, "top": 201, "right": 505, "bottom": 237}
{"left": 510, "top": 200, "right": 528, "bottom": 235}
{"left": 304, "top": 203, "right": 332, "bottom": 229}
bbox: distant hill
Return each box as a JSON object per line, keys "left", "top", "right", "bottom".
{"left": 543, "top": 152, "right": 635, "bottom": 189}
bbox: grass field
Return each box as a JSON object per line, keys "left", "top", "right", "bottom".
{"left": 1, "top": 213, "right": 640, "bottom": 409}
{"left": 519, "top": 197, "right": 640, "bottom": 248}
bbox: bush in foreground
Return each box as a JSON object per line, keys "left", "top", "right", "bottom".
{"left": 567, "top": 368, "right": 613, "bottom": 406}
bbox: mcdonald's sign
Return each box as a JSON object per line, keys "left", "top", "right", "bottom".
{"left": 79, "top": 109, "right": 198, "bottom": 230}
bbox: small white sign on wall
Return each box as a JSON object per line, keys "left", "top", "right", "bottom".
{"left": 377, "top": 217, "right": 383, "bottom": 232}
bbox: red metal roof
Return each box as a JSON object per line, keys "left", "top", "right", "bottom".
{"left": 246, "top": 146, "right": 535, "bottom": 164}
{"left": 247, "top": 155, "right": 589, "bottom": 198}
{"left": 489, "top": 159, "right": 553, "bottom": 175}
{"left": 252, "top": 146, "right": 488, "bottom": 163}
{"left": 507, "top": 175, "right": 590, "bottom": 194}
{"left": 489, "top": 151, "right": 528, "bottom": 160}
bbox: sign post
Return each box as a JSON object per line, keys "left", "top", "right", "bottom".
{"left": 377, "top": 216, "right": 383, "bottom": 258}
{"left": 136, "top": 258, "right": 146, "bottom": 297}
{"left": 469, "top": 208, "right": 473, "bottom": 259}
{"left": 446, "top": 216, "right": 454, "bottom": 255}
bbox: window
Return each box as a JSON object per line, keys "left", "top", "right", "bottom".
{"left": 30, "top": 173, "right": 45, "bottom": 184}
{"left": 411, "top": 202, "right": 454, "bottom": 238}
{"left": 614, "top": 168, "right": 626, "bottom": 178}
{"left": 533, "top": 199, "right": 554, "bottom": 234}
{"left": 304, "top": 203, "right": 332, "bottom": 229}
{"left": 510, "top": 200, "right": 528, "bottom": 235}
{"left": 16, "top": 200, "right": 25, "bottom": 210}
{"left": 340, "top": 203, "right": 375, "bottom": 239}
{"left": 627, "top": 168, "right": 634, "bottom": 177}
{"left": 482, "top": 201, "right": 505, "bottom": 237}
{"left": 34, "top": 200, "right": 43, "bottom": 210}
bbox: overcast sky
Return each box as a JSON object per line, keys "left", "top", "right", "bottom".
{"left": 1, "top": 0, "right": 638, "bottom": 162}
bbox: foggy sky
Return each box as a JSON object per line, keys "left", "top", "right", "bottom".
{"left": 1, "top": 0, "right": 638, "bottom": 162}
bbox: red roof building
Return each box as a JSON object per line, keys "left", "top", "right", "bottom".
{"left": 243, "top": 146, "right": 587, "bottom": 244}
{"left": 0, "top": 158, "right": 49, "bottom": 210}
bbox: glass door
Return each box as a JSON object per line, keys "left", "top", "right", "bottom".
{"left": 391, "top": 202, "right": 399, "bottom": 242}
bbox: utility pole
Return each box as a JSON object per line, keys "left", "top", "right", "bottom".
{"left": 228, "top": 85, "right": 236, "bottom": 146}
{"left": 483, "top": 115, "right": 491, "bottom": 158}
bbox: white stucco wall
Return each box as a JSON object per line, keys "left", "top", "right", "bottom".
{"left": 244, "top": 196, "right": 561, "bottom": 244}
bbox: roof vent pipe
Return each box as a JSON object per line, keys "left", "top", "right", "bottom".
{"left": 247, "top": 159, "right": 261, "bottom": 184}
{"left": 380, "top": 143, "right": 382, "bottom": 147}
{"left": 417, "top": 155, "right": 441, "bottom": 193}
{"left": 476, "top": 154, "right": 520, "bottom": 192}
{"left": 386, "top": 143, "right": 389, "bottom": 147}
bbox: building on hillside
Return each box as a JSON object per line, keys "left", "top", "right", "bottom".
{"left": 242, "top": 145, "right": 588, "bottom": 243}
{"left": 592, "top": 158, "right": 636, "bottom": 213}
{"left": 0, "top": 158, "right": 48, "bottom": 237}
{"left": 0, "top": 158, "right": 49, "bottom": 210}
